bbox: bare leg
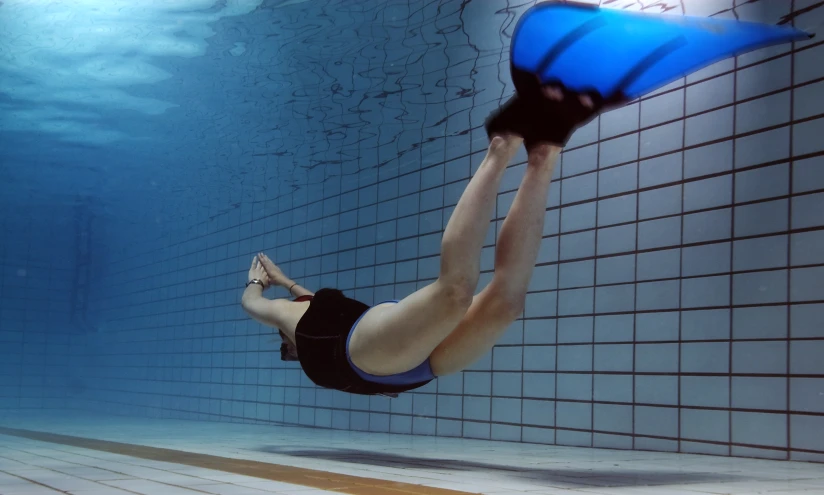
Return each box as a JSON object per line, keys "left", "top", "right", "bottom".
{"left": 438, "top": 136, "right": 523, "bottom": 289}
{"left": 430, "top": 144, "right": 560, "bottom": 376}
{"left": 348, "top": 135, "right": 524, "bottom": 375}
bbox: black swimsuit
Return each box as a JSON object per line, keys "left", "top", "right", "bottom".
{"left": 294, "top": 288, "right": 433, "bottom": 396}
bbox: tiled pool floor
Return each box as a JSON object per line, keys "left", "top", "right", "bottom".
{"left": 0, "top": 410, "right": 822, "bottom": 495}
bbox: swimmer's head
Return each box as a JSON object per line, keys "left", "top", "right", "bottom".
{"left": 279, "top": 330, "right": 299, "bottom": 361}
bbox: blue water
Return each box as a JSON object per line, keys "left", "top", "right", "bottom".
{"left": 1, "top": 0, "right": 823, "bottom": 462}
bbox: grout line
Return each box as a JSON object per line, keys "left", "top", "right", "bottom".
{"left": 787, "top": 0, "right": 797, "bottom": 461}
{"left": 590, "top": 106, "right": 602, "bottom": 448}
{"left": 677, "top": 64, "right": 687, "bottom": 455}
{"left": 728, "top": 45, "right": 738, "bottom": 459}
{"left": 553, "top": 151, "right": 562, "bottom": 446}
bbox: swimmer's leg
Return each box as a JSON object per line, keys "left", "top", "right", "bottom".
{"left": 348, "top": 135, "right": 523, "bottom": 376}
{"left": 430, "top": 143, "right": 560, "bottom": 376}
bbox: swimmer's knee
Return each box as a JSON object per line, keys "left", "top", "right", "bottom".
{"left": 495, "top": 293, "right": 526, "bottom": 321}
{"left": 485, "top": 284, "right": 526, "bottom": 321}
{"left": 435, "top": 277, "right": 475, "bottom": 312}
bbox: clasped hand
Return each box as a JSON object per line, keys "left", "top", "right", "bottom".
{"left": 247, "top": 253, "right": 292, "bottom": 289}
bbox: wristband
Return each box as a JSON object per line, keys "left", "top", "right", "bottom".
{"left": 246, "top": 279, "right": 265, "bottom": 288}
{"left": 288, "top": 282, "right": 297, "bottom": 296}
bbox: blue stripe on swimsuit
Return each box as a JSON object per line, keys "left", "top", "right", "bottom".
{"left": 345, "top": 300, "right": 436, "bottom": 386}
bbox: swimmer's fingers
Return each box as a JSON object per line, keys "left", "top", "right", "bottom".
{"left": 259, "top": 253, "right": 280, "bottom": 273}
{"left": 253, "top": 256, "right": 267, "bottom": 275}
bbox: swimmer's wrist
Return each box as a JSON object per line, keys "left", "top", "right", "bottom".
{"left": 284, "top": 280, "right": 313, "bottom": 298}
{"left": 244, "top": 280, "right": 265, "bottom": 291}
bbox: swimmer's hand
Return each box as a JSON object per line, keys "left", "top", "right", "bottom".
{"left": 248, "top": 256, "right": 271, "bottom": 289}
{"left": 257, "top": 253, "right": 292, "bottom": 287}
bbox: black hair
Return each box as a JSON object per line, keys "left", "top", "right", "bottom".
{"left": 279, "top": 330, "right": 300, "bottom": 361}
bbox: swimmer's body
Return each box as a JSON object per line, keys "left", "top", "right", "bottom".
{"left": 241, "top": 81, "right": 604, "bottom": 395}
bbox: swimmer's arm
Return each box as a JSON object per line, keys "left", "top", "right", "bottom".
{"left": 241, "top": 284, "right": 291, "bottom": 328}
{"left": 282, "top": 279, "right": 314, "bottom": 298}
{"left": 257, "top": 253, "right": 314, "bottom": 297}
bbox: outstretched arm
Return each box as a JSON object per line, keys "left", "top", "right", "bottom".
{"left": 258, "top": 253, "right": 314, "bottom": 298}
{"left": 241, "top": 254, "right": 314, "bottom": 330}
{"left": 241, "top": 255, "right": 276, "bottom": 325}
